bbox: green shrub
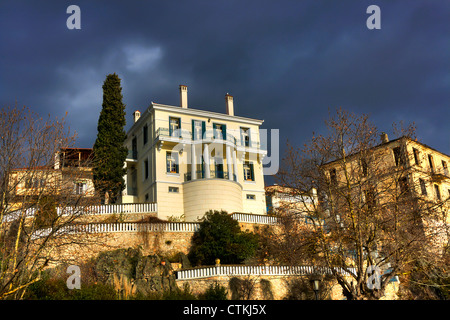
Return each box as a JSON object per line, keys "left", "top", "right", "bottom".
{"left": 199, "top": 282, "right": 228, "bottom": 300}
{"left": 188, "top": 210, "right": 259, "bottom": 266}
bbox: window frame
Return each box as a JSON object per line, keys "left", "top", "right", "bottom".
{"left": 166, "top": 151, "right": 179, "bottom": 174}
{"left": 243, "top": 161, "right": 255, "bottom": 181}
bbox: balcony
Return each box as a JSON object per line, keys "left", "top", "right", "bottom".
{"left": 431, "top": 168, "right": 450, "bottom": 183}
{"left": 155, "top": 126, "right": 265, "bottom": 155}
{"left": 184, "top": 169, "right": 237, "bottom": 182}
{"left": 125, "top": 150, "right": 138, "bottom": 163}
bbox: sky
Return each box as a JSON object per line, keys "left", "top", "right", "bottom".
{"left": 1, "top": 1, "right": 449, "bottom": 182}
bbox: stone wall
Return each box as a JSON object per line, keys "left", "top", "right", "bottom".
{"left": 177, "top": 274, "right": 399, "bottom": 300}
{"left": 177, "top": 275, "right": 347, "bottom": 300}
{"left": 43, "top": 229, "right": 195, "bottom": 266}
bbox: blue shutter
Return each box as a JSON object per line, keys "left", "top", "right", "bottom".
{"left": 202, "top": 121, "right": 206, "bottom": 140}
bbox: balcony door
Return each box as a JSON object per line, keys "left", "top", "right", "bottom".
{"left": 192, "top": 119, "right": 205, "bottom": 141}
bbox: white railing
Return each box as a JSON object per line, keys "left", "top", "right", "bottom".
{"left": 231, "top": 213, "right": 278, "bottom": 225}
{"left": 2, "top": 203, "right": 157, "bottom": 223}
{"left": 30, "top": 222, "right": 200, "bottom": 240}
{"left": 56, "top": 203, "right": 157, "bottom": 216}
{"left": 1, "top": 208, "right": 37, "bottom": 223}
{"left": 176, "top": 265, "right": 356, "bottom": 280}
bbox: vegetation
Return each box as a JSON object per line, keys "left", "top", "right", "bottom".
{"left": 93, "top": 73, "right": 128, "bottom": 204}
{"left": 188, "top": 210, "right": 259, "bottom": 266}
{"left": 271, "top": 108, "right": 449, "bottom": 300}
{"left": 0, "top": 104, "right": 99, "bottom": 299}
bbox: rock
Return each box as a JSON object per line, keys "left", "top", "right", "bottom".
{"left": 179, "top": 252, "right": 192, "bottom": 269}
{"left": 93, "top": 247, "right": 178, "bottom": 297}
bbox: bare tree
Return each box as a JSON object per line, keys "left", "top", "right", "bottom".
{"left": 0, "top": 104, "right": 107, "bottom": 299}
{"left": 270, "top": 108, "right": 449, "bottom": 300}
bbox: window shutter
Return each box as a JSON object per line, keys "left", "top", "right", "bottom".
{"left": 202, "top": 121, "right": 206, "bottom": 140}
{"left": 223, "top": 124, "right": 227, "bottom": 141}
{"left": 192, "top": 120, "right": 195, "bottom": 140}
{"left": 201, "top": 155, "right": 204, "bottom": 178}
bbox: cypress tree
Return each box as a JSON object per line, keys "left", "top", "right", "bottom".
{"left": 93, "top": 73, "right": 128, "bottom": 204}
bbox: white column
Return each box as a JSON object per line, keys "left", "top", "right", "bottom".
{"left": 191, "top": 143, "right": 196, "bottom": 180}
{"left": 203, "top": 144, "right": 210, "bottom": 178}
{"left": 232, "top": 149, "right": 238, "bottom": 181}
{"left": 226, "top": 145, "right": 233, "bottom": 180}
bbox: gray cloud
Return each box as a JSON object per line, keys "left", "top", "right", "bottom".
{"left": 0, "top": 0, "right": 448, "bottom": 170}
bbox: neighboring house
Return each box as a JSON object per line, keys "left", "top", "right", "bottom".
{"left": 122, "top": 85, "right": 267, "bottom": 221}
{"left": 265, "top": 184, "right": 319, "bottom": 227}
{"left": 265, "top": 185, "right": 318, "bottom": 215}
{"left": 8, "top": 147, "right": 95, "bottom": 210}
{"left": 321, "top": 133, "right": 450, "bottom": 249}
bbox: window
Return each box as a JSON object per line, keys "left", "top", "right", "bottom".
{"left": 428, "top": 154, "right": 434, "bottom": 173}
{"left": 192, "top": 120, "right": 205, "bottom": 140}
{"left": 419, "top": 178, "right": 427, "bottom": 196}
{"left": 246, "top": 194, "right": 256, "bottom": 200}
{"left": 74, "top": 182, "right": 86, "bottom": 195}
{"left": 213, "top": 123, "right": 226, "bottom": 140}
{"left": 361, "top": 158, "right": 368, "bottom": 177}
{"left": 169, "top": 117, "right": 181, "bottom": 137}
{"left": 144, "top": 159, "right": 149, "bottom": 179}
{"left": 393, "top": 147, "right": 406, "bottom": 167}
{"left": 398, "top": 177, "right": 409, "bottom": 195}
{"left": 169, "top": 186, "right": 179, "bottom": 193}
{"left": 132, "top": 137, "right": 137, "bottom": 159}
{"left": 243, "top": 161, "right": 255, "bottom": 181}
{"left": 166, "top": 152, "right": 179, "bottom": 174}
{"left": 442, "top": 160, "right": 448, "bottom": 176}
{"left": 364, "top": 188, "right": 376, "bottom": 210}
{"left": 266, "top": 195, "right": 273, "bottom": 213}
{"left": 434, "top": 184, "right": 441, "bottom": 201}
{"left": 413, "top": 148, "right": 420, "bottom": 166}
{"left": 329, "top": 169, "right": 337, "bottom": 185}
{"left": 25, "top": 178, "right": 44, "bottom": 188}
{"left": 25, "top": 178, "right": 33, "bottom": 188}
{"left": 143, "top": 124, "right": 148, "bottom": 145}
{"left": 214, "top": 158, "right": 224, "bottom": 178}
{"left": 241, "top": 127, "right": 250, "bottom": 147}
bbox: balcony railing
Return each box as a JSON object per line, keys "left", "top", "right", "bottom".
{"left": 127, "top": 150, "right": 138, "bottom": 160}
{"left": 155, "top": 127, "right": 261, "bottom": 150}
{"left": 184, "top": 169, "right": 237, "bottom": 182}
{"left": 431, "top": 167, "right": 450, "bottom": 182}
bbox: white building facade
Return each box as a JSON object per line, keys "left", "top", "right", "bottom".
{"left": 122, "top": 85, "right": 268, "bottom": 221}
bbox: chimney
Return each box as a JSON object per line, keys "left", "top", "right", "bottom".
{"left": 179, "top": 85, "right": 188, "bottom": 108}
{"left": 133, "top": 110, "right": 141, "bottom": 123}
{"left": 380, "top": 132, "right": 389, "bottom": 144}
{"left": 225, "top": 93, "right": 234, "bottom": 116}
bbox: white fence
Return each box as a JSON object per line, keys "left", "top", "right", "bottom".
{"left": 231, "top": 213, "right": 277, "bottom": 225}
{"left": 31, "top": 222, "right": 200, "bottom": 240}
{"left": 56, "top": 203, "right": 157, "bottom": 215}
{"left": 176, "top": 265, "right": 356, "bottom": 280}
{"left": 1, "top": 208, "right": 37, "bottom": 223}
{"left": 2, "top": 203, "right": 157, "bottom": 223}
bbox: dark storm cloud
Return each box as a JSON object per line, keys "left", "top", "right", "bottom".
{"left": 0, "top": 0, "right": 448, "bottom": 166}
